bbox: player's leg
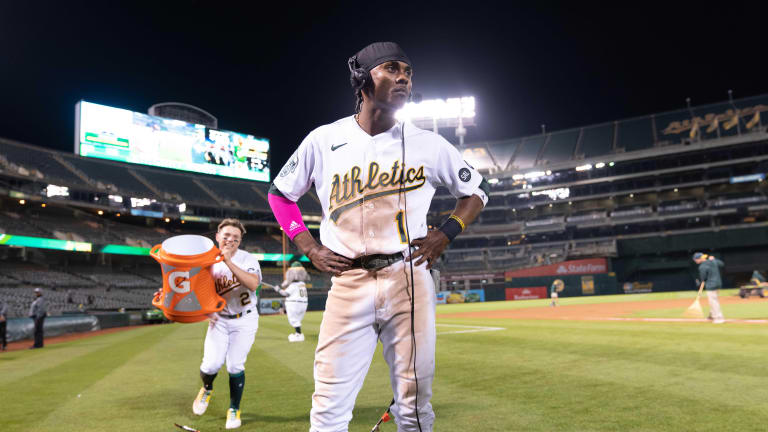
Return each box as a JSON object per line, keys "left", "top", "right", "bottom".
{"left": 286, "top": 302, "right": 299, "bottom": 341}
{"left": 223, "top": 312, "right": 259, "bottom": 428}
{"left": 0, "top": 321, "right": 6, "bottom": 350}
{"left": 706, "top": 289, "right": 725, "bottom": 323}
{"left": 287, "top": 302, "right": 308, "bottom": 341}
{"left": 310, "top": 270, "right": 378, "bottom": 432}
{"left": 195, "top": 318, "right": 230, "bottom": 415}
{"left": 378, "top": 261, "right": 436, "bottom": 432}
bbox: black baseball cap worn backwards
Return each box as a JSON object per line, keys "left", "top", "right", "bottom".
{"left": 349, "top": 42, "right": 412, "bottom": 72}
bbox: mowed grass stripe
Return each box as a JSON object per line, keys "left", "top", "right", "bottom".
{"left": 0, "top": 324, "right": 180, "bottom": 432}
{"left": 434, "top": 321, "right": 768, "bottom": 430}
{"left": 454, "top": 320, "right": 768, "bottom": 370}
{"left": 0, "top": 326, "right": 165, "bottom": 386}
{"left": 25, "top": 321, "right": 312, "bottom": 432}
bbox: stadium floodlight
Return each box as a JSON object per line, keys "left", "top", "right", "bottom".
{"left": 130, "top": 197, "right": 155, "bottom": 208}
{"left": 45, "top": 184, "right": 70, "bottom": 198}
{"left": 178, "top": 203, "right": 187, "bottom": 213}
{"left": 512, "top": 174, "right": 524, "bottom": 181}
{"left": 595, "top": 162, "right": 606, "bottom": 169}
{"left": 487, "top": 178, "right": 500, "bottom": 184}
{"left": 575, "top": 164, "right": 593, "bottom": 172}
{"left": 608, "top": 161, "right": 615, "bottom": 167}
{"left": 396, "top": 96, "right": 475, "bottom": 145}
{"left": 524, "top": 171, "right": 546, "bottom": 180}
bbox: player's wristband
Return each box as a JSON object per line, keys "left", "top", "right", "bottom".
{"left": 439, "top": 215, "right": 465, "bottom": 242}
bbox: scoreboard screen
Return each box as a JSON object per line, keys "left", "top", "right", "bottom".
{"left": 75, "top": 101, "right": 270, "bottom": 182}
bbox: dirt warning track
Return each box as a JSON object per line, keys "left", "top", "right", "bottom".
{"left": 438, "top": 296, "right": 768, "bottom": 323}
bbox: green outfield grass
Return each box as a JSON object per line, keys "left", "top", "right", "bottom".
{"left": 1, "top": 295, "right": 767, "bottom": 431}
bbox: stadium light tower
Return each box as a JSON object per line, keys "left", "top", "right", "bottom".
{"left": 396, "top": 96, "right": 475, "bottom": 145}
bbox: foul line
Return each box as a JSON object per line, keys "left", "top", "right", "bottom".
{"left": 599, "top": 317, "right": 768, "bottom": 324}
{"left": 436, "top": 323, "right": 506, "bottom": 335}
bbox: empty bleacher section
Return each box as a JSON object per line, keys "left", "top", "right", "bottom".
{"left": 455, "top": 93, "right": 768, "bottom": 174}
{"left": 0, "top": 262, "right": 94, "bottom": 288}
{"left": 136, "top": 169, "right": 216, "bottom": 205}
{"left": 0, "top": 138, "right": 87, "bottom": 187}
{"left": 0, "top": 286, "right": 155, "bottom": 318}
{"left": 198, "top": 176, "right": 268, "bottom": 210}
{"left": 65, "top": 156, "right": 158, "bottom": 197}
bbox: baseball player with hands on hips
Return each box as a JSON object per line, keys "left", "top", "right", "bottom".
{"left": 273, "top": 261, "right": 310, "bottom": 342}
{"left": 268, "top": 42, "right": 488, "bottom": 432}
{"left": 191, "top": 218, "right": 262, "bottom": 429}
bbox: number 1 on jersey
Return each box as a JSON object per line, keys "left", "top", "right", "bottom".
{"left": 395, "top": 210, "right": 408, "bottom": 244}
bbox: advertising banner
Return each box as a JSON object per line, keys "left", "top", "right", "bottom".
{"left": 436, "top": 289, "right": 485, "bottom": 304}
{"left": 505, "top": 258, "right": 608, "bottom": 279}
{"left": 622, "top": 281, "right": 654, "bottom": 294}
{"left": 258, "top": 298, "right": 284, "bottom": 315}
{"left": 505, "top": 287, "right": 547, "bottom": 300}
{"left": 441, "top": 272, "right": 505, "bottom": 282}
{"left": 581, "top": 275, "right": 595, "bottom": 295}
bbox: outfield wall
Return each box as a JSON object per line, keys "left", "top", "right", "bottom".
{"left": 6, "top": 314, "right": 99, "bottom": 342}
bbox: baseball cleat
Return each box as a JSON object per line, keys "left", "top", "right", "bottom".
{"left": 225, "top": 408, "right": 241, "bottom": 429}
{"left": 288, "top": 333, "right": 297, "bottom": 342}
{"left": 192, "top": 387, "right": 213, "bottom": 415}
{"left": 295, "top": 333, "right": 305, "bottom": 342}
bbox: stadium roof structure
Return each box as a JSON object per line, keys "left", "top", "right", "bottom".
{"left": 459, "top": 93, "right": 768, "bottom": 177}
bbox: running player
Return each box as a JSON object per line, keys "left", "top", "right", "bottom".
{"left": 192, "top": 218, "right": 262, "bottom": 429}
{"left": 268, "top": 42, "right": 488, "bottom": 431}
{"left": 273, "top": 261, "right": 310, "bottom": 342}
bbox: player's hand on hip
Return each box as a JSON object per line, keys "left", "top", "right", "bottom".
{"left": 407, "top": 230, "right": 450, "bottom": 269}
{"left": 307, "top": 245, "right": 352, "bottom": 276}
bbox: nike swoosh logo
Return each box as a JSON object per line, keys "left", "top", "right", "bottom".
{"left": 331, "top": 142, "right": 348, "bottom": 151}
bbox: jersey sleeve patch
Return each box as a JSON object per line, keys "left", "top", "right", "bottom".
{"left": 458, "top": 167, "right": 471, "bottom": 182}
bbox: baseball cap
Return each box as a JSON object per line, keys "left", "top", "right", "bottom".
{"left": 34, "top": 287, "right": 42, "bottom": 293}
{"left": 692, "top": 252, "right": 705, "bottom": 260}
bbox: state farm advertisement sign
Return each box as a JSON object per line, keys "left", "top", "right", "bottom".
{"left": 505, "top": 258, "right": 608, "bottom": 279}
{"left": 506, "top": 287, "right": 547, "bottom": 300}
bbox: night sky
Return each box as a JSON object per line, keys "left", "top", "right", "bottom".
{"left": 1, "top": 2, "right": 765, "bottom": 173}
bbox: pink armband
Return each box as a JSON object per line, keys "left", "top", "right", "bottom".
{"left": 268, "top": 193, "right": 309, "bottom": 240}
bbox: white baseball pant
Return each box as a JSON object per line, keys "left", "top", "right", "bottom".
{"left": 200, "top": 311, "right": 259, "bottom": 375}
{"left": 310, "top": 259, "right": 436, "bottom": 432}
{"left": 706, "top": 289, "right": 724, "bottom": 321}
{"left": 286, "top": 301, "right": 308, "bottom": 327}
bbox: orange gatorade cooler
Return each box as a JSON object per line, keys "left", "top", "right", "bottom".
{"left": 150, "top": 235, "right": 226, "bottom": 323}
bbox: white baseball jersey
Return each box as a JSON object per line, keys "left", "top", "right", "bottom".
{"left": 212, "top": 249, "right": 262, "bottom": 315}
{"left": 273, "top": 116, "right": 489, "bottom": 258}
{"left": 278, "top": 282, "right": 308, "bottom": 302}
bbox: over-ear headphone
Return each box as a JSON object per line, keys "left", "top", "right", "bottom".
{"left": 348, "top": 56, "right": 369, "bottom": 91}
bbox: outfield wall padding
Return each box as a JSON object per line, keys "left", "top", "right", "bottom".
{"left": 92, "top": 312, "right": 131, "bottom": 329}
{"left": 6, "top": 314, "right": 99, "bottom": 342}
{"left": 504, "top": 274, "right": 619, "bottom": 297}
{"left": 308, "top": 295, "right": 327, "bottom": 311}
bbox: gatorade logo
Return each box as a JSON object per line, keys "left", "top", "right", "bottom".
{"left": 169, "top": 271, "right": 191, "bottom": 294}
